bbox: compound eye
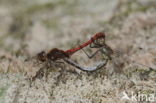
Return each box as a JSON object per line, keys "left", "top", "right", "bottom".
{"left": 97, "top": 38, "right": 105, "bottom": 45}
{"left": 37, "top": 51, "right": 46, "bottom": 62}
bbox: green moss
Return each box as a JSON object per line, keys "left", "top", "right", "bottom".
{"left": 57, "top": 0, "right": 67, "bottom": 5}
{"left": 42, "top": 19, "right": 59, "bottom": 29}
{"left": 25, "top": 3, "right": 55, "bottom": 14}
{"left": 24, "top": 0, "right": 70, "bottom": 15}
{"left": 0, "top": 0, "right": 21, "bottom": 5}
{"left": 123, "top": 5, "right": 149, "bottom": 17}
{"left": 0, "top": 87, "right": 6, "bottom": 97}
{"left": 0, "top": 86, "right": 8, "bottom": 103}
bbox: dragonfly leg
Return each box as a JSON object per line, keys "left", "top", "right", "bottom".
{"left": 90, "top": 42, "right": 101, "bottom": 48}
{"left": 82, "top": 48, "right": 101, "bottom": 59}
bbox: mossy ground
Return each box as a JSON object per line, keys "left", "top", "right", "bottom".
{"left": 0, "top": 0, "right": 156, "bottom": 103}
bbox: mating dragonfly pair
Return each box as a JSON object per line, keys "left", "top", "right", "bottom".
{"left": 27, "top": 32, "right": 155, "bottom": 80}
{"left": 28, "top": 32, "right": 113, "bottom": 80}
{"left": 37, "top": 32, "right": 113, "bottom": 71}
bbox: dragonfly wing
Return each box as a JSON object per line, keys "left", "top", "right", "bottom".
{"left": 64, "top": 58, "right": 108, "bottom": 71}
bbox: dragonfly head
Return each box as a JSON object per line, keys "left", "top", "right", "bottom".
{"left": 37, "top": 51, "right": 47, "bottom": 62}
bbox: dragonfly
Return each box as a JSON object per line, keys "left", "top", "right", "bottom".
{"left": 28, "top": 32, "right": 113, "bottom": 80}
{"left": 27, "top": 32, "right": 155, "bottom": 81}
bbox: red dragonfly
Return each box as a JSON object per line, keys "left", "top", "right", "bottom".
{"left": 29, "top": 32, "right": 113, "bottom": 80}
{"left": 36, "top": 32, "right": 113, "bottom": 71}
{"left": 29, "top": 32, "right": 155, "bottom": 81}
